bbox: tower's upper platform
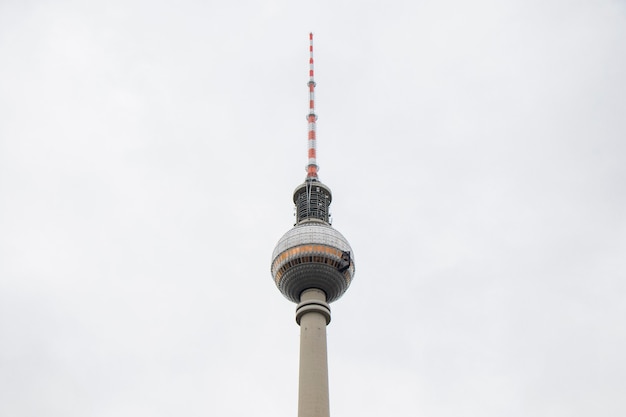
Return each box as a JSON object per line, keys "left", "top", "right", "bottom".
{"left": 293, "top": 179, "right": 332, "bottom": 224}
{"left": 271, "top": 220, "right": 355, "bottom": 303}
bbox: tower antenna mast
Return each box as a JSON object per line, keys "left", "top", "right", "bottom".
{"left": 306, "top": 32, "right": 318, "bottom": 179}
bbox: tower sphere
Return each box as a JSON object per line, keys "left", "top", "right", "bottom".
{"left": 271, "top": 219, "right": 355, "bottom": 303}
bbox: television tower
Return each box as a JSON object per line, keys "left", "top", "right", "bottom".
{"left": 271, "top": 33, "right": 355, "bottom": 417}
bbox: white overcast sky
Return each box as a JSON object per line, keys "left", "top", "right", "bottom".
{"left": 1, "top": 1, "right": 625, "bottom": 416}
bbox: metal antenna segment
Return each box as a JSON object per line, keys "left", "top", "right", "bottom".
{"left": 306, "top": 32, "right": 318, "bottom": 179}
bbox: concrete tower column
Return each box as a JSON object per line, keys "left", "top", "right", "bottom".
{"left": 295, "top": 288, "right": 332, "bottom": 417}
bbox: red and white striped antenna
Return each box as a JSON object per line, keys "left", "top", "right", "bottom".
{"left": 306, "top": 32, "right": 318, "bottom": 179}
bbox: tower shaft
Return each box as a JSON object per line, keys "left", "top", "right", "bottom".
{"left": 296, "top": 289, "right": 331, "bottom": 417}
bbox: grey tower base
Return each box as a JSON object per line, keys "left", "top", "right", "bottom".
{"left": 296, "top": 289, "right": 331, "bottom": 417}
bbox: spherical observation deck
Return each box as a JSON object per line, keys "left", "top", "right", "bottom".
{"left": 271, "top": 219, "right": 355, "bottom": 303}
